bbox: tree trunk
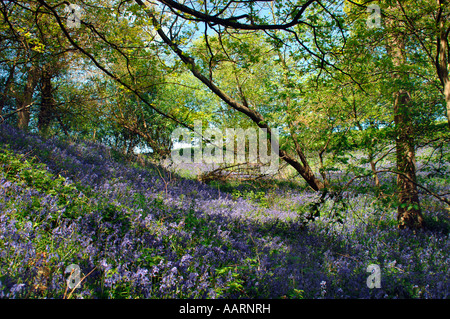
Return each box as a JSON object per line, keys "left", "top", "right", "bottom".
{"left": 370, "top": 157, "right": 380, "bottom": 188}
{"left": 318, "top": 149, "right": 329, "bottom": 187}
{"left": 394, "top": 90, "right": 424, "bottom": 229}
{"left": 354, "top": 117, "right": 380, "bottom": 187}
{"left": 18, "top": 64, "right": 39, "bottom": 130}
{"left": 444, "top": 80, "right": 450, "bottom": 131}
{"left": 38, "top": 65, "right": 55, "bottom": 136}
{"left": 0, "top": 64, "right": 16, "bottom": 116}
{"left": 387, "top": 10, "right": 424, "bottom": 229}
{"left": 436, "top": 3, "right": 450, "bottom": 130}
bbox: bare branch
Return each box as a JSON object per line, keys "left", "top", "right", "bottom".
{"left": 138, "top": 0, "right": 317, "bottom": 30}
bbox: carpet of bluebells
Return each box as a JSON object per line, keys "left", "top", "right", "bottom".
{"left": 0, "top": 124, "right": 449, "bottom": 299}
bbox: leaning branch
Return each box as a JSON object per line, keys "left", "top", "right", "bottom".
{"left": 139, "top": 0, "right": 317, "bottom": 30}
{"left": 142, "top": 5, "right": 324, "bottom": 191}
{"left": 0, "top": 102, "right": 35, "bottom": 124}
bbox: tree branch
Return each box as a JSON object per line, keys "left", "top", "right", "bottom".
{"left": 0, "top": 102, "right": 35, "bottom": 124}
{"left": 141, "top": 0, "right": 317, "bottom": 30}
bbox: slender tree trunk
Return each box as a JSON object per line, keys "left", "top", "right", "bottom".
{"left": 318, "top": 149, "right": 329, "bottom": 187}
{"left": 370, "top": 156, "right": 380, "bottom": 187}
{"left": 38, "top": 65, "right": 55, "bottom": 136}
{"left": 18, "top": 64, "right": 39, "bottom": 130}
{"left": 436, "top": 4, "right": 450, "bottom": 130}
{"left": 355, "top": 118, "right": 380, "bottom": 187}
{"left": 387, "top": 10, "right": 424, "bottom": 229}
{"left": 0, "top": 64, "right": 16, "bottom": 116}
{"left": 444, "top": 81, "right": 450, "bottom": 131}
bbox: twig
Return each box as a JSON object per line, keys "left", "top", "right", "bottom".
{"left": 375, "top": 169, "right": 450, "bottom": 206}
{"left": 64, "top": 266, "right": 97, "bottom": 299}
{"left": 342, "top": 169, "right": 450, "bottom": 207}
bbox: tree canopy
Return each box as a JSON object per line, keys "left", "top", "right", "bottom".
{"left": 1, "top": 0, "right": 449, "bottom": 229}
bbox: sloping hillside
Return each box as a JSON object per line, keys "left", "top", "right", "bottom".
{"left": 0, "top": 124, "right": 448, "bottom": 299}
